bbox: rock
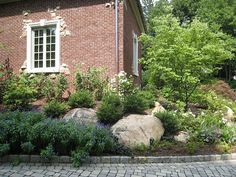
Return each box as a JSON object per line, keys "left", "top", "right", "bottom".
{"left": 111, "top": 114, "right": 164, "bottom": 148}
{"left": 59, "top": 63, "right": 70, "bottom": 75}
{"left": 224, "top": 106, "right": 234, "bottom": 120}
{"left": 151, "top": 102, "right": 165, "bottom": 116}
{"left": 63, "top": 108, "right": 98, "bottom": 125}
{"left": 174, "top": 131, "right": 190, "bottom": 143}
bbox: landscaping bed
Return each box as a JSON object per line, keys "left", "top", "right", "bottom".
{"left": 132, "top": 142, "right": 236, "bottom": 156}
{"left": 0, "top": 65, "right": 235, "bottom": 167}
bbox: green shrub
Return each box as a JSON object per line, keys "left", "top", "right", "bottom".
{"left": 40, "top": 144, "right": 55, "bottom": 160}
{"left": 0, "top": 111, "right": 120, "bottom": 166}
{"left": 68, "top": 90, "right": 95, "bottom": 108}
{"left": 123, "top": 93, "right": 147, "bottom": 114}
{"left": 176, "top": 112, "right": 200, "bottom": 133}
{"left": 97, "top": 93, "right": 123, "bottom": 125}
{"left": 0, "top": 111, "right": 46, "bottom": 153}
{"left": 42, "top": 74, "right": 68, "bottom": 101}
{"left": 221, "top": 126, "right": 236, "bottom": 144}
{"left": 137, "top": 90, "right": 156, "bottom": 108}
{"left": 194, "top": 112, "right": 225, "bottom": 144}
{"left": 89, "top": 127, "right": 117, "bottom": 155}
{"left": 71, "top": 149, "right": 89, "bottom": 167}
{"left": 76, "top": 67, "right": 107, "bottom": 100}
{"left": 0, "top": 143, "right": 10, "bottom": 157}
{"left": 155, "top": 111, "right": 179, "bottom": 135}
{"left": 3, "top": 75, "right": 37, "bottom": 110}
{"left": 21, "top": 142, "right": 35, "bottom": 154}
{"left": 43, "top": 100, "right": 68, "bottom": 118}
{"left": 22, "top": 74, "right": 46, "bottom": 99}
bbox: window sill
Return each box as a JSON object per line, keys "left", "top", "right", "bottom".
{"left": 27, "top": 68, "right": 60, "bottom": 73}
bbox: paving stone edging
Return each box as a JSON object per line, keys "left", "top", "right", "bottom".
{"left": 1, "top": 153, "right": 235, "bottom": 164}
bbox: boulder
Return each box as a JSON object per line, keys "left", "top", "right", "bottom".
{"left": 174, "top": 131, "right": 190, "bottom": 143}
{"left": 63, "top": 108, "right": 98, "bottom": 125}
{"left": 224, "top": 106, "right": 234, "bottom": 120}
{"left": 111, "top": 114, "right": 164, "bottom": 148}
{"left": 151, "top": 102, "right": 165, "bottom": 116}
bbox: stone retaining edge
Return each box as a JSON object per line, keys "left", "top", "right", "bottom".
{"left": 0, "top": 153, "right": 235, "bottom": 164}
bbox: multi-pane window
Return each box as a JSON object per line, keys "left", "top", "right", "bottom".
{"left": 27, "top": 20, "right": 60, "bottom": 73}
{"left": 133, "top": 33, "right": 139, "bottom": 76}
{"left": 33, "top": 27, "right": 56, "bottom": 69}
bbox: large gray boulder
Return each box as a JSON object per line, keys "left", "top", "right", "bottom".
{"left": 63, "top": 108, "right": 98, "bottom": 125}
{"left": 111, "top": 114, "right": 164, "bottom": 148}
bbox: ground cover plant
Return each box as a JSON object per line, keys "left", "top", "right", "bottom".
{"left": 0, "top": 111, "right": 123, "bottom": 167}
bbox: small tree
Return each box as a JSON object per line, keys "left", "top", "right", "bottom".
{"left": 141, "top": 14, "right": 234, "bottom": 111}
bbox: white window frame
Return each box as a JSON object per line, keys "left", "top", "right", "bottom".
{"left": 133, "top": 32, "right": 139, "bottom": 76}
{"left": 27, "top": 20, "right": 61, "bottom": 73}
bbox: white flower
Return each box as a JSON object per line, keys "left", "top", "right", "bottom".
{"left": 118, "top": 71, "right": 127, "bottom": 77}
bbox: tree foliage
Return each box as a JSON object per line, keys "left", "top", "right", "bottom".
{"left": 141, "top": 0, "right": 155, "bottom": 19}
{"left": 141, "top": 14, "right": 234, "bottom": 110}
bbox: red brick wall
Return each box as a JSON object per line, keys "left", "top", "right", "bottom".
{"left": 0, "top": 0, "right": 142, "bottom": 84}
{"left": 0, "top": 0, "right": 125, "bottom": 79}
{"left": 123, "top": 0, "right": 142, "bottom": 83}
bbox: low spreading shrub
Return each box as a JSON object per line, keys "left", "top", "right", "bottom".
{"left": 195, "top": 112, "right": 224, "bottom": 144}
{"left": 0, "top": 111, "right": 120, "bottom": 166}
{"left": 40, "top": 144, "right": 56, "bottom": 160}
{"left": 21, "top": 142, "right": 35, "bottom": 154}
{"left": 68, "top": 90, "right": 95, "bottom": 108}
{"left": 221, "top": 126, "right": 236, "bottom": 144}
{"left": 176, "top": 113, "right": 199, "bottom": 133}
{"left": 43, "top": 100, "right": 69, "bottom": 118}
{"left": 0, "top": 111, "right": 46, "bottom": 153}
{"left": 155, "top": 111, "right": 179, "bottom": 135}
{"left": 137, "top": 90, "right": 156, "bottom": 109}
{"left": 0, "top": 143, "right": 10, "bottom": 157}
{"left": 71, "top": 149, "right": 89, "bottom": 167}
{"left": 97, "top": 93, "right": 123, "bottom": 125}
{"left": 123, "top": 93, "right": 147, "bottom": 114}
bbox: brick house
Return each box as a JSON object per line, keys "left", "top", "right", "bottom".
{"left": 0, "top": 0, "right": 145, "bottom": 83}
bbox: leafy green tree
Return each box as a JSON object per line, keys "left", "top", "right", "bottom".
{"left": 147, "top": 0, "right": 172, "bottom": 34}
{"left": 196, "top": 0, "right": 236, "bottom": 36}
{"left": 172, "top": 0, "right": 200, "bottom": 24}
{"left": 141, "top": 14, "right": 234, "bottom": 111}
{"left": 142, "top": 0, "right": 154, "bottom": 19}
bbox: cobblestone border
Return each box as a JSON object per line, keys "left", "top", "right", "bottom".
{"left": 0, "top": 153, "right": 235, "bottom": 164}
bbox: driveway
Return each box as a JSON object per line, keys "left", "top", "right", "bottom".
{"left": 0, "top": 160, "right": 236, "bottom": 177}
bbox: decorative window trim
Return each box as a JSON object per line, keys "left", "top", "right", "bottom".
{"left": 133, "top": 32, "right": 139, "bottom": 76}
{"left": 26, "top": 19, "right": 61, "bottom": 73}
